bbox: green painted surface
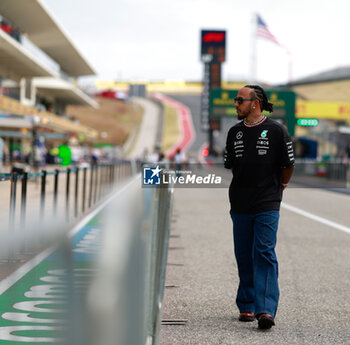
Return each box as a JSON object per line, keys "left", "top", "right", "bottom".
{"left": 0, "top": 214, "right": 102, "bottom": 343}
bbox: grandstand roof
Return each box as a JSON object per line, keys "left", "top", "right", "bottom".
{"left": 0, "top": 0, "right": 95, "bottom": 77}
{"left": 287, "top": 66, "right": 350, "bottom": 86}
{"left": 281, "top": 66, "right": 350, "bottom": 101}
{"left": 291, "top": 79, "right": 350, "bottom": 101}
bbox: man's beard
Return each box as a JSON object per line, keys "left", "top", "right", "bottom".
{"left": 237, "top": 107, "right": 251, "bottom": 120}
{"left": 237, "top": 113, "right": 247, "bottom": 120}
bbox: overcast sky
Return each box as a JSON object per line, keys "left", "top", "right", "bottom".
{"left": 43, "top": 0, "right": 350, "bottom": 85}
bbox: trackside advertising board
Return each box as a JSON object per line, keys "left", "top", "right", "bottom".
{"left": 209, "top": 89, "right": 296, "bottom": 136}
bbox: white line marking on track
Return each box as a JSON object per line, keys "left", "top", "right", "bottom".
{"left": 0, "top": 175, "right": 140, "bottom": 295}
{"left": 282, "top": 202, "right": 350, "bottom": 235}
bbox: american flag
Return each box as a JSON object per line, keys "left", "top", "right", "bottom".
{"left": 257, "top": 14, "right": 280, "bottom": 46}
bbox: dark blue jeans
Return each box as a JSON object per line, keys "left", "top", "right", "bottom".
{"left": 230, "top": 210, "right": 280, "bottom": 317}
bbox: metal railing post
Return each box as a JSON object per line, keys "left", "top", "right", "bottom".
{"left": 20, "top": 172, "right": 28, "bottom": 252}
{"left": 101, "top": 165, "right": 106, "bottom": 199}
{"left": 110, "top": 164, "right": 113, "bottom": 185}
{"left": 88, "top": 166, "right": 94, "bottom": 209}
{"left": 82, "top": 167, "right": 87, "bottom": 213}
{"left": 40, "top": 170, "right": 47, "bottom": 221}
{"left": 53, "top": 169, "right": 59, "bottom": 218}
{"left": 115, "top": 163, "right": 119, "bottom": 183}
{"left": 131, "top": 160, "right": 138, "bottom": 175}
{"left": 112, "top": 164, "right": 115, "bottom": 184}
{"left": 103, "top": 165, "right": 107, "bottom": 195}
{"left": 101, "top": 165, "right": 106, "bottom": 197}
{"left": 121, "top": 162, "right": 125, "bottom": 179}
{"left": 74, "top": 167, "right": 79, "bottom": 218}
{"left": 94, "top": 165, "right": 99, "bottom": 203}
{"left": 66, "top": 168, "right": 71, "bottom": 223}
{"left": 8, "top": 172, "right": 18, "bottom": 261}
{"left": 99, "top": 165, "right": 103, "bottom": 199}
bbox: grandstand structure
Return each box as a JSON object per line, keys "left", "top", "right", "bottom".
{"left": 285, "top": 66, "right": 350, "bottom": 157}
{"left": 287, "top": 66, "right": 350, "bottom": 101}
{"left": 0, "top": 0, "right": 98, "bottom": 163}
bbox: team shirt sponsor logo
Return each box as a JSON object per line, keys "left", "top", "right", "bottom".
{"left": 256, "top": 130, "right": 270, "bottom": 154}
{"left": 257, "top": 140, "right": 269, "bottom": 146}
{"left": 260, "top": 130, "right": 268, "bottom": 138}
{"left": 232, "top": 128, "right": 294, "bottom": 161}
{"left": 233, "top": 137, "right": 244, "bottom": 158}
{"left": 286, "top": 141, "right": 294, "bottom": 162}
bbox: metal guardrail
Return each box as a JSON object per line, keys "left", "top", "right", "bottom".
{"left": 0, "top": 161, "right": 135, "bottom": 261}
{"left": 293, "top": 158, "right": 350, "bottom": 188}
{"left": 82, "top": 175, "right": 174, "bottom": 345}
{"left": 145, "top": 181, "right": 174, "bottom": 345}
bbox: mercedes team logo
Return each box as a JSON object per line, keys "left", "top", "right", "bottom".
{"left": 236, "top": 131, "right": 243, "bottom": 139}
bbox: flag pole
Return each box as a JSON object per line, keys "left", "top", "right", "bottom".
{"left": 249, "top": 12, "right": 257, "bottom": 84}
{"left": 288, "top": 52, "right": 293, "bottom": 83}
{"left": 255, "top": 14, "right": 293, "bottom": 84}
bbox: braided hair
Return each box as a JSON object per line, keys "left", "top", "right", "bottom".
{"left": 244, "top": 84, "right": 274, "bottom": 113}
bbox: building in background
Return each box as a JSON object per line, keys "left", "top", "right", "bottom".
{"left": 0, "top": 0, "right": 99, "bottom": 166}
{"left": 284, "top": 66, "right": 350, "bottom": 158}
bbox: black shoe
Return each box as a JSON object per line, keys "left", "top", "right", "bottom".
{"left": 258, "top": 314, "right": 275, "bottom": 329}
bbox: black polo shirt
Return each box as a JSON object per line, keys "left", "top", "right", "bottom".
{"left": 224, "top": 117, "right": 294, "bottom": 213}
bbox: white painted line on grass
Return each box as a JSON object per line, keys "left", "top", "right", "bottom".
{"left": 282, "top": 202, "right": 350, "bottom": 235}
{"left": 0, "top": 175, "right": 140, "bottom": 295}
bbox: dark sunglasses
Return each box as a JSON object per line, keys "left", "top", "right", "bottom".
{"left": 234, "top": 97, "right": 257, "bottom": 105}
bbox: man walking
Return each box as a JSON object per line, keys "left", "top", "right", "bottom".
{"left": 224, "top": 85, "right": 295, "bottom": 329}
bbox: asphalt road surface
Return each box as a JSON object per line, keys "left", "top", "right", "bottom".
{"left": 161, "top": 184, "right": 350, "bottom": 345}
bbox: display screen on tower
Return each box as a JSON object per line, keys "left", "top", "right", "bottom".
{"left": 200, "top": 30, "right": 226, "bottom": 63}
